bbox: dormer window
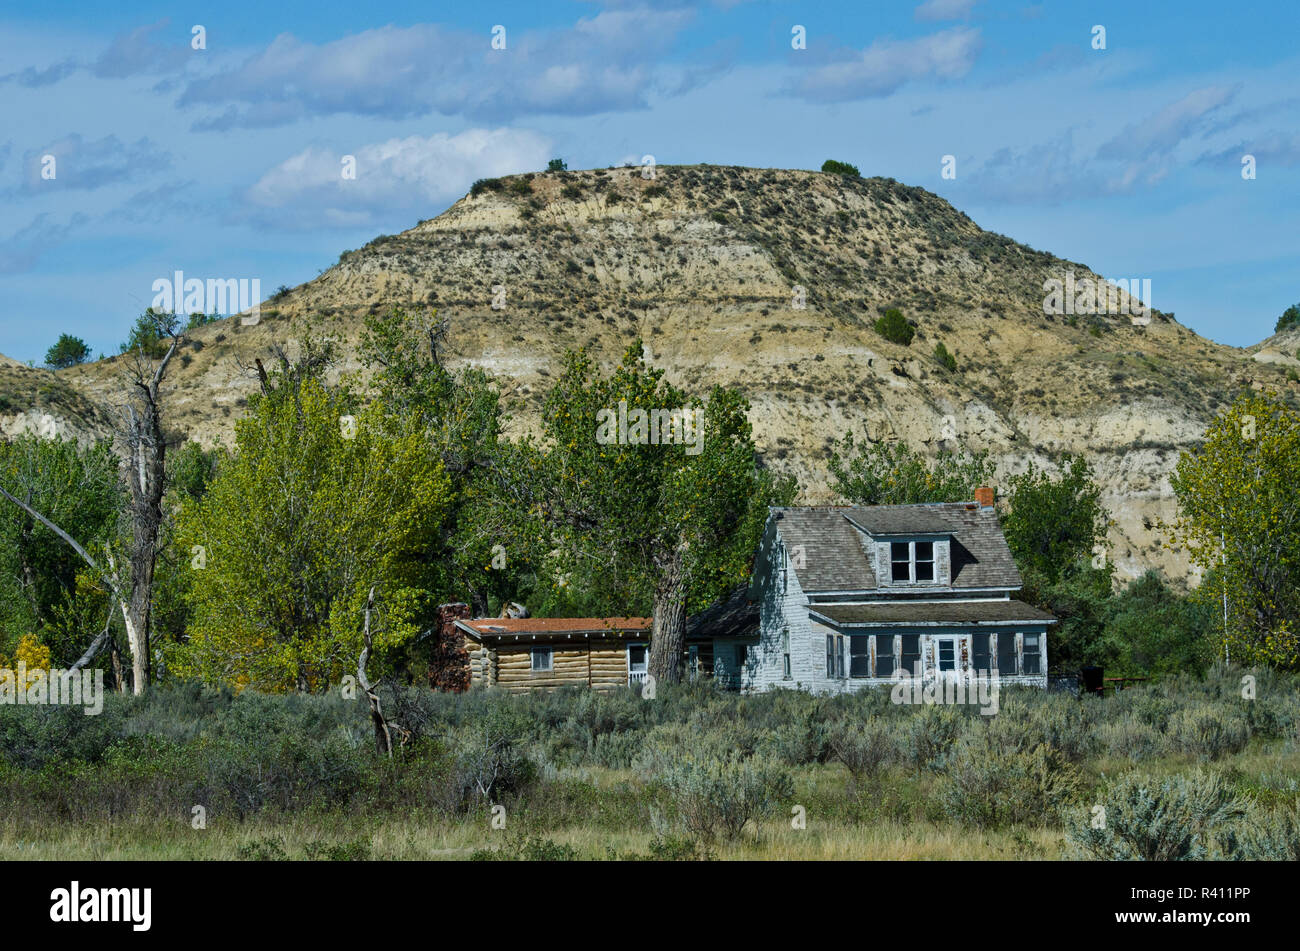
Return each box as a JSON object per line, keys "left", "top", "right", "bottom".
{"left": 890, "top": 540, "right": 935, "bottom": 583}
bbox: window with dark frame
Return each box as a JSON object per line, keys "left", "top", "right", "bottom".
{"left": 915, "top": 540, "right": 935, "bottom": 581}
{"left": 850, "top": 635, "right": 871, "bottom": 677}
{"left": 875, "top": 634, "right": 895, "bottom": 677}
{"left": 890, "top": 541, "right": 910, "bottom": 582}
{"left": 937, "top": 638, "right": 956, "bottom": 671}
{"left": 531, "top": 647, "right": 553, "bottom": 672}
{"left": 997, "top": 632, "right": 1017, "bottom": 676}
{"left": 900, "top": 634, "right": 921, "bottom": 677}
{"left": 1022, "top": 633, "right": 1041, "bottom": 674}
{"left": 972, "top": 632, "right": 992, "bottom": 675}
{"left": 889, "top": 540, "right": 939, "bottom": 583}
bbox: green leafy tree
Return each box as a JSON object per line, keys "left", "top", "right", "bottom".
{"left": 1275, "top": 303, "right": 1300, "bottom": 334}
{"left": 821, "top": 159, "right": 860, "bottom": 177}
{"left": 1167, "top": 392, "right": 1300, "bottom": 669}
{"left": 174, "top": 367, "right": 452, "bottom": 691}
{"left": 828, "top": 437, "right": 992, "bottom": 505}
{"left": 358, "top": 309, "right": 535, "bottom": 621}
{"left": 1102, "top": 571, "right": 1215, "bottom": 677}
{"left": 1002, "top": 455, "right": 1108, "bottom": 588}
{"left": 527, "top": 343, "right": 794, "bottom": 682}
{"left": 547, "top": 158, "right": 567, "bottom": 172}
{"left": 44, "top": 334, "right": 91, "bottom": 369}
{"left": 0, "top": 436, "right": 122, "bottom": 664}
{"left": 873, "top": 308, "right": 914, "bottom": 346}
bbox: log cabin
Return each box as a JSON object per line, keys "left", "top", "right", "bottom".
{"left": 455, "top": 617, "right": 655, "bottom": 692}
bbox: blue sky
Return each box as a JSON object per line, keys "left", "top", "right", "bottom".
{"left": 1, "top": 0, "right": 1297, "bottom": 363}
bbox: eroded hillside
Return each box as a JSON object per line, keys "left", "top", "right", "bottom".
{"left": 6, "top": 165, "right": 1294, "bottom": 583}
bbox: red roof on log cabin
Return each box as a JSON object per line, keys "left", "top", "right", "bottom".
{"left": 456, "top": 617, "right": 652, "bottom": 639}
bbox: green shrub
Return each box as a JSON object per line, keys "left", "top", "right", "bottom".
{"left": 873, "top": 308, "right": 914, "bottom": 346}
{"left": 1167, "top": 705, "right": 1250, "bottom": 759}
{"left": 821, "top": 159, "right": 860, "bottom": 177}
{"left": 470, "top": 832, "right": 578, "bottom": 861}
{"left": 829, "top": 718, "right": 894, "bottom": 781}
{"left": 933, "top": 341, "right": 958, "bottom": 372}
{"left": 653, "top": 754, "right": 793, "bottom": 841}
{"left": 45, "top": 334, "right": 91, "bottom": 369}
{"left": 1223, "top": 805, "right": 1300, "bottom": 860}
{"left": 471, "top": 178, "right": 503, "bottom": 196}
{"left": 941, "top": 740, "right": 1083, "bottom": 829}
{"left": 547, "top": 158, "right": 567, "bottom": 172}
{"left": 1276, "top": 302, "right": 1300, "bottom": 334}
{"left": 1068, "top": 770, "right": 1247, "bottom": 860}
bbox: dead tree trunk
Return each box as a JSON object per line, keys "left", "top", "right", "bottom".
{"left": 647, "top": 543, "right": 688, "bottom": 685}
{"left": 117, "top": 335, "right": 179, "bottom": 693}
{"left": 0, "top": 323, "right": 181, "bottom": 695}
{"left": 357, "top": 587, "right": 392, "bottom": 757}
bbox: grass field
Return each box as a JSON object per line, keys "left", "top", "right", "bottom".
{"left": 1, "top": 668, "right": 1297, "bottom": 861}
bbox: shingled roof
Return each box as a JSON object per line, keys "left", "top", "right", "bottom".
{"left": 812, "top": 600, "right": 1055, "bottom": 626}
{"left": 772, "top": 503, "right": 1022, "bottom": 593}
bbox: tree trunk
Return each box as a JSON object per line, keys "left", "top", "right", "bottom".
{"left": 648, "top": 544, "right": 688, "bottom": 685}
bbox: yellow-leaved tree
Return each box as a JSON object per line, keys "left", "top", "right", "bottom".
{"left": 1167, "top": 392, "right": 1300, "bottom": 670}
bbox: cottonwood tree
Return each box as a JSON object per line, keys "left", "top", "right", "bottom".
{"left": 359, "top": 308, "right": 537, "bottom": 619}
{"left": 828, "top": 436, "right": 992, "bottom": 506}
{"left": 175, "top": 353, "right": 452, "bottom": 691}
{"left": 0, "top": 312, "right": 182, "bottom": 692}
{"left": 1167, "top": 392, "right": 1300, "bottom": 670}
{"left": 527, "top": 343, "right": 792, "bottom": 683}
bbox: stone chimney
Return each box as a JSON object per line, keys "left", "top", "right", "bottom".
{"left": 974, "top": 486, "right": 995, "bottom": 508}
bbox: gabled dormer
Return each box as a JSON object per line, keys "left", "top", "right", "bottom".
{"left": 843, "top": 510, "right": 954, "bottom": 589}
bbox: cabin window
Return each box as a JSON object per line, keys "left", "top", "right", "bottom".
{"left": 1022, "top": 634, "right": 1042, "bottom": 675}
{"left": 736, "top": 644, "right": 748, "bottom": 676}
{"left": 900, "top": 634, "right": 921, "bottom": 677}
{"left": 687, "top": 644, "right": 700, "bottom": 681}
{"left": 890, "top": 540, "right": 938, "bottom": 583}
{"left": 997, "top": 633, "right": 1017, "bottom": 676}
{"left": 972, "top": 633, "right": 992, "bottom": 675}
{"left": 531, "top": 647, "right": 553, "bottom": 672}
{"left": 782, "top": 630, "right": 791, "bottom": 679}
{"left": 628, "top": 643, "right": 648, "bottom": 675}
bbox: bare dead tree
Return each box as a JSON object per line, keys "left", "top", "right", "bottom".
{"left": 114, "top": 326, "right": 184, "bottom": 692}
{"left": 0, "top": 319, "right": 182, "bottom": 694}
{"left": 357, "top": 587, "right": 393, "bottom": 757}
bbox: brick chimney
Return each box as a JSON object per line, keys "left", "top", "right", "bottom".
{"left": 974, "top": 486, "right": 995, "bottom": 508}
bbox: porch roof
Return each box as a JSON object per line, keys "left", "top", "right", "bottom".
{"left": 812, "top": 599, "right": 1056, "bottom": 627}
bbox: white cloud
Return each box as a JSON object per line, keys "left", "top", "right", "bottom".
{"left": 15, "top": 134, "right": 170, "bottom": 193}
{"left": 790, "top": 27, "right": 982, "bottom": 101}
{"left": 915, "top": 0, "right": 977, "bottom": 22}
{"left": 237, "top": 128, "right": 552, "bottom": 230}
{"left": 180, "top": 13, "right": 699, "bottom": 128}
